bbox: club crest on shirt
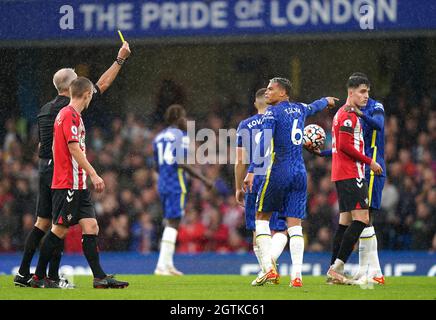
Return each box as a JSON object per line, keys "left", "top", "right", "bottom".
{"left": 71, "top": 126, "right": 78, "bottom": 135}
{"left": 344, "top": 119, "right": 352, "bottom": 127}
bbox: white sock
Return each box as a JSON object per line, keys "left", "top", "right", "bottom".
{"left": 369, "top": 231, "right": 383, "bottom": 277}
{"left": 156, "top": 227, "right": 178, "bottom": 269}
{"left": 253, "top": 245, "right": 265, "bottom": 273}
{"left": 288, "top": 226, "right": 304, "bottom": 279}
{"left": 333, "top": 259, "right": 345, "bottom": 273}
{"left": 271, "top": 232, "right": 288, "bottom": 263}
{"left": 255, "top": 220, "right": 272, "bottom": 271}
{"left": 355, "top": 226, "right": 374, "bottom": 278}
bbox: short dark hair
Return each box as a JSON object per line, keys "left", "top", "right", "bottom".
{"left": 270, "top": 77, "right": 292, "bottom": 96}
{"left": 70, "top": 77, "right": 93, "bottom": 98}
{"left": 164, "top": 104, "right": 186, "bottom": 129}
{"left": 347, "top": 72, "right": 371, "bottom": 89}
{"left": 255, "top": 88, "right": 267, "bottom": 98}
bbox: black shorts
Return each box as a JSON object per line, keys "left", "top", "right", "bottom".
{"left": 335, "top": 178, "right": 369, "bottom": 213}
{"left": 52, "top": 189, "right": 96, "bottom": 227}
{"left": 36, "top": 158, "right": 54, "bottom": 219}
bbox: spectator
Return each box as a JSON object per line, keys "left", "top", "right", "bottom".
{"left": 308, "top": 227, "right": 332, "bottom": 252}
{"left": 177, "top": 209, "right": 206, "bottom": 253}
{"left": 64, "top": 225, "right": 83, "bottom": 253}
{"left": 204, "top": 208, "right": 229, "bottom": 253}
{"left": 130, "top": 211, "right": 157, "bottom": 253}
{"left": 410, "top": 203, "right": 434, "bottom": 250}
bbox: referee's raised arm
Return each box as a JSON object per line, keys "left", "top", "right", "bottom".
{"left": 95, "top": 41, "right": 131, "bottom": 94}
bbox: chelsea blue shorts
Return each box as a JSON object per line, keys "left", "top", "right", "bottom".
{"left": 256, "top": 163, "right": 307, "bottom": 220}
{"left": 367, "top": 175, "right": 385, "bottom": 210}
{"left": 245, "top": 192, "right": 287, "bottom": 231}
{"left": 159, "top": 192, "right": 187, "bottom": 219}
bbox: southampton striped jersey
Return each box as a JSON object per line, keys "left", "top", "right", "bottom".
{"left": 52, "top": 106, "right": 87, "bottom": 190}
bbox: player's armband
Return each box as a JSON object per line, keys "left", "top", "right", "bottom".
{"left": 339, "top": 118, "right": 354, "bottom": 134}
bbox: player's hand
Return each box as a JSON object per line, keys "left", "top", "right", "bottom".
{"left": 370, "top": 160, "right": 383, "bottom": 175}
{"left": 344, "top": 105, "right": 363, "bottom": 117}
{"left": 243, "top": 173, "right": 254, "bottom": 193}
{"left": 304, "top": 144, "right": 322, "bottom": 156}
{"left": 90, "top": 174, "right": 105, "bottom": 193}
{"left": 117, "top": 41, "right": 131, "bottom": 60}
{"left": 235, "top": 189, "right": 245, "bottom": 207}
{"left": 325, "top": 97, "right": 339, "bottom": 109}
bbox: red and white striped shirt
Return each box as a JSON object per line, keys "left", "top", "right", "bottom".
{"left": 52, "top": 105, "right": 87, "bottom": 190}
{"left": 331, "top": 105, "right": 372, "bottom": 182}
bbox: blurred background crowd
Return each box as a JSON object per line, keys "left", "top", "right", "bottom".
{"left": 0, "top": 84, "right": 435, "bottom": 254}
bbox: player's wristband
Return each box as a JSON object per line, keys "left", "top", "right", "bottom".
{"left": 116, "top": 57, "right": 127, "bottom": 66}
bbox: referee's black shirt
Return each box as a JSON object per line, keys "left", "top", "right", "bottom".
{"left": 37, "top": 85, "right": 101, "bottom": 160}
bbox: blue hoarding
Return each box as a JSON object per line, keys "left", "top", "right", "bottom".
{"left": 1, "top": 0, "right": 436, "bottom": 42}
{"left": 1, "top": 251, "right": 435, "bottom": 276}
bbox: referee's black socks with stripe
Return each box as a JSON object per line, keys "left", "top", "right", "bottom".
{"left": 19, "top": 226, "right": 46, "bottom": 276}
{"left": 337, "top": 220, "right": 367, "bottom": 263}
{"left": 82, "top": 234, "right": 106, "bottom": 279}
{"left": 35, "top": 231, "right": 63, "bottom": 279}
{"left": 330, "top": 224, "right": 348, "bottom": 266}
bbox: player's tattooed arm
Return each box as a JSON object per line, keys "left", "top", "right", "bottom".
{"left": 96, "top": 41, "right": 131, "bottom": 94}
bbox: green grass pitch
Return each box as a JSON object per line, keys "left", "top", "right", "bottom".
{"left": 0, "top": 276, "right": 435, "bottom": 300}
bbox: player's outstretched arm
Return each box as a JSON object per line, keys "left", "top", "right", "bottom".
{"left": 360, "top": 111, "right": 384, "bottom": 131}
{"left": 304, "top": 144, "right": 332, "bottom": 158}
{"left": 306, "top": 97, "right": 339, "bottom": 117}
{"left": 68, "top": 142, "right": 105, "bottom": 193}
{"left": 96, "top": 42, "right": 131, "bottom": 94}
{"left": 345, "top": 105, "right": 384, "bottom": 131}
{"left": 178, "top": 164, "right": 214, "bottom": 189}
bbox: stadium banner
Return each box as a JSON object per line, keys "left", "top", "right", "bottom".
{"left": 1, "top": 0, "right": 436, "bottom": 42}
{"left": 0, "top": 251, "right": 435, "bottom": 276}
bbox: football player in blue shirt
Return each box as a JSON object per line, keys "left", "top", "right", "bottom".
{"left": 244, "top": 78, "right": 338, "bottom": 287}
{"left": 312, "top": 73, "right": 385, "bottom": 284}
{"left": 235, "top": 88, "right": 288, "bottom": 285}
{"left": 153, "top": 105, "right": 213, "bottom": 275}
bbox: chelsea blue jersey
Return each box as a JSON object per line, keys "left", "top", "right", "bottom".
{"left": 249, "top": 98, "right": 328, "bottom": 174}
{"left": 361, "top": 98, "right": 386, "bottom": 177}
{"left": 153, "top": 127, "right": 189, "bottom": 194}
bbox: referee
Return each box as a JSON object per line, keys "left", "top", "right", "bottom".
{"left": 14, "top": 42, "right": 131, "bottom": 288}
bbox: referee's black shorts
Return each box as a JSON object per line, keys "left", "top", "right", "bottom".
{"left": 335, "top": 178, "right": 369, "bottom": 213}
{"left": 35, "top": 158, "right": 54, "bottom": 219}
{"left": 52, "top": 189, "right": 96, "bottom": 227}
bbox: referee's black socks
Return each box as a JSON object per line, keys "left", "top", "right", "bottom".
{"left": 18, "top": 226, "right": 46, "bottom": 276}
{"left": 35, "top": 231, "right": 63, "bottom": 279}
{"left": 337, "top": 220, "right": 367, "bottom": 263}
{"left": 82, "top": 234, "right": 106, "bottom": 279}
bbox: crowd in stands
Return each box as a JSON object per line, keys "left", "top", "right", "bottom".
{"left": 0, "top": 89, "right": 435, "bottom": 254}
